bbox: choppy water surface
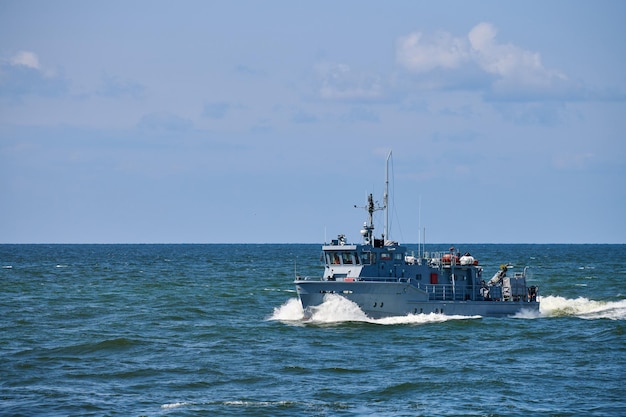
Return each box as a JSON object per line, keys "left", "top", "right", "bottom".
{"left": 2, "top": 244, "right": 625, "bottom": 416}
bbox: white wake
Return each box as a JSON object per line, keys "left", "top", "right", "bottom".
{"left": 269, "top": 295, "right": 479, "bottom": 325}
{"left": 270, "top": 294, "right": 626, "bottom": 324}
{"left": 539, "top": 295, "right": 626, "bottom": 320}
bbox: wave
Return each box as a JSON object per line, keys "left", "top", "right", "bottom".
{"left": 38, "top": 337, "right": 146, "bottom": 357}
{"left": 539, "top": 295, "right": 626, "bottom": 320}
{"left": 162, "top": 401, "right": 192, "bottom": 409}
{"left": 161, "top": 399, "right": 347, "bottom": 413}
{"left": 268, "top": 295, "right": 479, "bottom": 325}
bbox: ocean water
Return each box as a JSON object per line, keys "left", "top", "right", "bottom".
{"left": 2, "top": 243, "right": 625, "bottom": 416}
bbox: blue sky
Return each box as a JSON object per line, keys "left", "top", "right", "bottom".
{"left": 1, "top": 0, "right": 625, "bottom": 243}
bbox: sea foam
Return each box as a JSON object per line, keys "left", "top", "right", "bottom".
{"left": 269, "top": 295, "right": 479, "bottom": 325}
{"left": 540, "top": 295, "right": 626, "bottom": 320}
{"left": 270, "top": 293, "right": 626, "bottom": 324}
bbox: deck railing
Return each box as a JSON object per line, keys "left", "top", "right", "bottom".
{"left": 417, "top": 283, "right": 474, "bottom": 301}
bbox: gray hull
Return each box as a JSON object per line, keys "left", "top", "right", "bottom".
{"left": 296, "top": 280, "right": 539, "bottom": 318}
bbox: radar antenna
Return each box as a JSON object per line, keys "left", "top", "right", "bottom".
{"left": 355, "top": 150, "right": 392, "bottom": 245}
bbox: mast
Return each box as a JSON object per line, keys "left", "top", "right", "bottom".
{"left": 383, "top": 150, "right": 391, "bottom": 241}
{"left": 358, "top": 151, "right": 392, "bottom": 245}
{"left": 359, "top": 193, "right": 376, "bottom": 245}
{"left": 418, "top": 195, "right": 421, "bottom": 259}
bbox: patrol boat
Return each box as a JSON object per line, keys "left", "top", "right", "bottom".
{"left": 295, "top": 152, "right": 539, "bottom": 319}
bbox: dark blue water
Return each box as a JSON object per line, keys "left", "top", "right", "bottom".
{"left": 2, "top": 244, "right": 625, "bottom": 416}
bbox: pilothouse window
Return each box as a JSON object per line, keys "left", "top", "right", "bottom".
{"left": 342, "top": 252, "right": 352, "bottom": 264}
{"left": 360, "top": 253, "right": 375, "bottom": 264}
{"left": 327, "top": 251, "right": 360, "bottom": 265}
{"left": 341, "top": 251, "right": 359, "bottom": 264}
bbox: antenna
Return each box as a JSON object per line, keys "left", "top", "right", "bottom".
{"left": 355, "top": 151, "right": 392, "bottom": 245}
{"left": 418, "top": 195, "right": 421, "bottom": 259}
{"left": 356, "top": 193, "right": 377, "bottom": 244}
{"left": 384, "top": 150, "right": 391, "bottom": 241}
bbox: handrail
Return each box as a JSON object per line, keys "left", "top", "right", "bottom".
{"left": 415, "top": 283, "right": 471, "bottom": 301}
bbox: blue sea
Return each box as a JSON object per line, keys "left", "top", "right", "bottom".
{"left": 2, "top": 244, "right": 625, "bottom": 416}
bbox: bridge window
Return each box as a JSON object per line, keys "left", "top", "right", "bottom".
{"left": 342, "top": 252, "right": 353, "bottom": 264}
{"left": 360, "top": 253, "right": 376, "bottom": 264}
{"left": 327, "top": 251, "right": 361, "bottom": 265}
{"left": 341, "top": 251, "right": 360, "bottom": 264}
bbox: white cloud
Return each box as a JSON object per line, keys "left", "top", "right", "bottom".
{"left": 468, "top": 23, "right": 566, "bottom": 90}
{"left": 397, "top": 23, "right": 569, "bottom": 97}
{"left": 0, "top": 50, "right": 68, "bottom": 98}
{"left": 10, "top": 51, "right": 40, "bottom": 69}
{"left": 396, "top": 31, "right": 469, "bottom": 73}
{"left": 467, "top": 23, "right": 496, "bottom": 53}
